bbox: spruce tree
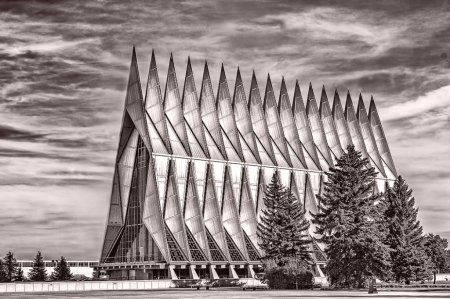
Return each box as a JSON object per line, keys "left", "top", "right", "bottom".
{"left": 257, "top": 171, "right": 311, "bottom": 266}
{"left": 3, "top": 252, "right": 18, "bottom": 282}
{"left": 424, "top": 234, "right": 447, "bottom": 284}
{"left": 383, "top": 176, "right": 432, "bottom": 284}
{"left": 50, "top": 256, "right": 73, "bottom": 281}
{"left": 15, "top": 267, "right": 24, "bottom": 282}
{"left": 28, "top": 251, "right": 47, "bottom": 281}
{"left": 312, "top": 145, "right": 391, "bottom": 287}
{"left": 0, "top": 260, "right": 7, "bottom": 282}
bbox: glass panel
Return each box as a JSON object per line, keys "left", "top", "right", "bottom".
{"left": 154, "top": 156, "right": 169, "bottom": 208}
{"left": 212, "top": 162, "right": 225, "bottom": 208}
{"left": 279, "top": 168, "right": 290, "bottom": 189}
{"left": 230, "top": 164, "right": 242, "bottom": 205}
{"left": 246, "top": 165, "right": 259, "bottom": 206}
{"left": 194, "top": 160, "right": 207, "bottom": 209}
{"left": 175, "top": 158, "right": 189, "bottom": 210}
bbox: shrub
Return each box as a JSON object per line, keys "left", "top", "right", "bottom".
{"left": 265, "top": 267, "right": 314, "bottom": 289}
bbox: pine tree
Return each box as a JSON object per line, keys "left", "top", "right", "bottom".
{"left": 312, "top": 145, "right": 391, "bottom": 288}
{"left": 257, "top": 171, "right": 312, "bottom": 266}
{"left": 423, "top": 234, "right": 448, "bottom": 283}
{"left": 3, "top": 252, "right": 18, "bottom": 282}
{"left": 383, "top": 176, "right": 432, "bottom": 284}
{"left": 0, "top": 260, "right": 7, "bottom": 282}
{"left": 15, "top": 267, "right": 24, "bottom": 282}
{"left": 28, "top": 251, "right": 47, "bottom": 281}
{"left": 50, "top": 256, "right": 73, "bottom": 281}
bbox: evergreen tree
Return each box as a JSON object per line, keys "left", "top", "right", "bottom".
{"left": 257, "top": 171, "right": 312, "bottom": 266}
{"left": 14, "top": 267, "right": 24, "bottom": 282}
{"left": 3, "top": 252, "right": 18, "bottom": 282}
{"left": 0, "top": 260, "right": 7, "bottom": 282}
{"left": 28, "top": 251, "right": 47, "bottom": 281}
{"left": 312, "top": 145, "right": 391, "bottom": 288}
{"left": 50, "top": 256, "right": 73, "bottom": 281}
{"left": 383, "top": 176, "right": 432, "bottom": 284}
{"left": 423, "top": 234, "right": 448, "bottom": 284}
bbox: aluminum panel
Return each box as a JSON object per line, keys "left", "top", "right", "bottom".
{"left": 369, "top": 97, "right": 397, "bottom": 177}
{"left": 272, "top": 138, "right": 290, "bottom": 167}
{"left": 204, "top": 123, "right": 225, "bottom": 161}
{"left": 175, "top": 158, "right": 189, "bottom": 210}
{"left": 144, "top": 50, "right": 172, "bottom": 154}
{"left": 332, "top": 89, "right": 353, "bottom": 152}
{"left": 202, "top": 163, "right": 230, "bottom": 260}
{"left": 182, "top": 57, "right": 210, "bottom": 158}
{"left": 184, "top": 161, "right": 210, "bottom": 260}
{"left": 344, "top": 91, "right": 370, "bottom": 161}
{"left": 154, "top": 155, "right": 169, "bottom": 209}
{"left": 304, "top": 173, "right": 319, "bottom": 238}
{"left": 248, "top": 72, "right": 276, "bottom": 164}
{"left": 146, "top": 113, "right": 169, "bottom": 154}
{"left": 292, "top": 81, "right": 321, "bottom": 170}
{"left": 233, "top": 68, "right": 261, "bottom": 163}
{"left": 222, "top": 129, "right": 242, "bottom": 163}
{"left": 356, "top": 94, "right": 386, "bottom": 177}
{"left": 199, "top": 62, "right": 227, "bottom": 159}
{"left": 239, "top": 167, "right": 259, "bottom": 250}
{"left": 246, "top": 165, "right": 259, "bottom": 206}
{"left": 305, "top": 83, "right": 334, "bottom": 167}
{"left": 264, "top": 75, "right": 292, "bottom": 167}
{"left": 212, "top": 162, "right": 225, "bottom": 208}
{"left": 194, "top": 160, "right": 207, "bottom": 209}
{"left": 221, "top": 166, "right": 249, "bottom": 261}
{"left": 238, "top": 133, "right": 258, "bottom": 164}
{"left": 279, "top": 78, "right": 307, "bottom": 168}
{"left": 118, "top": 129, "right": 139, "bottom": 219}
{"left": 164, "top": 160, "right": 190, "bottom": 261}
{"left": 185, "top": 122, "right": 208, "bottom": 159}
{"left": 166, "top": 118, "right": 188, "bottom": 157}
{"left": 142, "top": 154, "right": 170, "bottom": 262}
{"left": 163, "top": 54, "right": 191, "bottom": 155}
{"left": 217, "top": 65, "right": 244, "bottom": 161}
{"left": 319, "top": 86, "right": 344, "bottom": 158}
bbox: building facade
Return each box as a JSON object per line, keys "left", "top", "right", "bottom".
{"left": 98, "top": 47, "right": 397, "bottom": 281}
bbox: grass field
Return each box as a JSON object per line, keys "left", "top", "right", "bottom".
{"left": 2, "top": 288, "right": 450, "bottom": 299}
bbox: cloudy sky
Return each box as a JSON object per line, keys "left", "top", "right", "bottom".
{"left": 1, "top": 0, "right": 449, "bottom": 260}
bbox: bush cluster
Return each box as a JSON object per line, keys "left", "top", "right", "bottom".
{"left": 265, "top": 267, "right": 314, "bottom": 289}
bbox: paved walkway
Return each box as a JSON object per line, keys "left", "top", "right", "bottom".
{"left": 1, "top": 288, "right": 450, "bottom": 299}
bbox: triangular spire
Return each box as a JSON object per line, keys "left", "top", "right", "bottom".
{"left": 142, "top": 153, "right": 171, "bottom": 262}
{"left": 239, "top": 167, "right": 259, "bottom": 250}
{"left": 199, "top": 62, "right": 227, "bottom": 159}
{"left": 202, "top": 163, "right": 230, "bottom": 261}
{"left": 221, "top": 165, "right": 249, "bottom": 261}
{"left": 319, "top": 86, "right": 344, "bottom": 158}
{"left": 331, "top": 89, "right": 353, "bottom": 151}
{"left": 217, "top": 64, "right": 244, "bottom": 162}
{"left": 164, "top": 54, "right": 191, "bottom": 156}
{"left": 182, "top": 56, "right": 210, "bottom": 158}
{"left": 278, "top": 78, "right": 307, "bottom": 169}
{"left": 292, "top": 81, "right": 321, "bottom": 170}
{"left": 305, "top": 83, "right": 334, "bottom": 168}
{"left": 124, "top": 47, "right": 152, "bottom": 152}
{"left": 344, "top": 91, "right": 370, "bottom": 161}
{"left": 183, "top": 161, "right": 211, "bottom": 261}
{"left": 356, "top": 94, "right": 386, "bottom": 177}
{"left": 163, "top": 160, "right": 191, "bottom": 261}
{"left": 248, "top": 71, "right": 276, "bottom": 165}
{"left": 100, "top": 169, "right": 123, "bottom": 262}
{"left": 118, "top": 129, "right": 139, "bottom": 219}
{"left": 232, "top": 68, "right": 261, "bottom": 163}
{"left": 263, "top": 74, "right": 292, "bottom": 167}
{"left": 369, "top": 97, "right": 397, "bottom": 177}
{"left": 144, "top": 50, "right": 172, "bottom": 154}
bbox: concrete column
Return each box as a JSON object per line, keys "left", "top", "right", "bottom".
{"left": 121, "top": 269, "right": 128, "bottom": 280}
{"left": 189, "top": 265, "right": 199, "bottom": 279}
{"left": 229, "top": 265, "right": 239, "bottom": 279}
{"left": 169, "top": 266, "right": 178, "bottom": 280}
{"left": 209, "top": 265, "right": 219, "bottom": 279}
{"left": 247, "top": 265, "right": 255, "bottom": 279}
{"left": 315, "top": 264, "right": 325, "bottom": 277}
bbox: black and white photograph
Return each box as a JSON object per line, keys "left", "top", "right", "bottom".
{"left": 0, "top": 0, "right": 450, "bottom": 298}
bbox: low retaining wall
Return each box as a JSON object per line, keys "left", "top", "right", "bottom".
{"left": 0, "top": 280, "right": 173, "bottom": 293}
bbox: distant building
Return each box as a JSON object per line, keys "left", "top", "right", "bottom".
{"left": 98, "top": 47, "right": 397, "bottom": 281}
{"left": 17, "top": 261, "right": 98, "bottom": 278}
